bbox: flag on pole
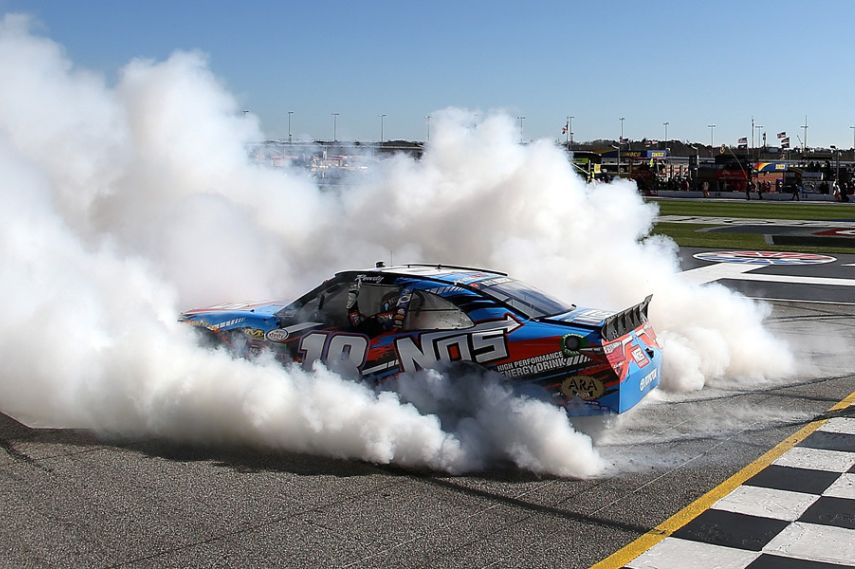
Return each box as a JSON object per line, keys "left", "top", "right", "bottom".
{"left": 777, "top": 131, "right": 786, "bottom": 139}
{"left": 561, "top": 120, "right": 568, "bottom": 135}
{"left": 781, "top": 137, "right": 790, "bottom": 149}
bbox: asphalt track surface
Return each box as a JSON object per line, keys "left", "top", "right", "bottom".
{"left": 2, "top": 251, "right": 854, "bottom": 568}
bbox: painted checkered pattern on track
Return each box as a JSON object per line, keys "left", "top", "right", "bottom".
{"left": 624, "top": 405, "right": 855, "bottom": 568}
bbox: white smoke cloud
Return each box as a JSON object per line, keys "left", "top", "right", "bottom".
{"left": 0, "top": 13, "right": 795, "bottom": 477}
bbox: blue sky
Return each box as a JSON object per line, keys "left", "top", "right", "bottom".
{"left": 3, "top": 0, "right": 855, "bottom": 147}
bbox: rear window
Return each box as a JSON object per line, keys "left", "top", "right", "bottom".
{"left": 473, "top": 277, "right": 573, "bottom": 318}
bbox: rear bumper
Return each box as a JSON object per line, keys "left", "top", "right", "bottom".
{"left": 561, "top": 345, "right": 662, "bottom": 416}
{"left": 617, "top": 349, "right": 661, "bottom": 413}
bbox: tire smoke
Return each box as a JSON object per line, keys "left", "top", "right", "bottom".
{"left": 0, "top": 14, "right": 794, "bottom": 477}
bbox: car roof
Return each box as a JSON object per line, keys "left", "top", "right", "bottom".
{"left": 336, "top": 263, "right": 508, "bottom": 285}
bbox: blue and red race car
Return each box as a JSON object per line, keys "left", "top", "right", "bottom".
{"left": 180, "top": 264, "right": 661, "bottom": 415}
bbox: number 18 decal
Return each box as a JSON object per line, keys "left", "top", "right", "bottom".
{"left": 299, "top": 332, "right": 368, "bottom": 373}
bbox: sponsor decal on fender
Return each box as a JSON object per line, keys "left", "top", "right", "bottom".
{"left": 495, "top": 350, "right": 588, "bottom": 378}
{"left": 631, "top": 346, "right": 650, "bottom": 367}
{"left": 208, "top": 318, "right": 245, "bottom": 331}
{"left": 266, "top": 328, "right": 290, "bottom": 342}
{"left": 560, "top": 375, "right": 605, "bottom": 401}
{"left": 266, "top": 322, "right": 323, "bottom": 343}
{"left": 639, "top": 369, "right": 658, "bottom": 391}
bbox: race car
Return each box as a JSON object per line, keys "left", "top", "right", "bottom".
{"left": 179, "top": 264, "right": 661, "bottom": 415}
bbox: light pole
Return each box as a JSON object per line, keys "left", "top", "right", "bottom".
{"left": 611, "top": 144, "right": 621, "bottom": 179}
{"left": 620, "top": 116, "right": 625, "bottom": 142}
{"left": 831, "top": 145, "right": 841, "bottom": 181}
{"left": 751, "top": 116, "right": 755, "bottom": 149}
{"left": 331, "top": 113, "right": 340, "bottom": 142}
{"left": 518, "top": 116, "right": 526, "bottom": 143}
{"left": 751, "top": 124, "right": 766, "bottom": 160}
{"left": 850, "top": 125, "right": 854, "bottom": 156}
{"left": 801, "top": 116, "right": 808, "bottom": 152}
{"left": 426, "top": 115, "right": 431, "bottom": 142}
{"left": 663, "top": 121, "right": 669, "bottom": 146}
{"left": 379, "top": 114, "right": 386, "bottom": 143}
{"left": 708, "top": 124, "right": 716, "bottom": 155}
{"left": 689, "top": 144, "right": 700, "bottom": 188}
{"left": 287, "top": 111, "right": 294, "bottom": 144}
{"left": 569, "top": 115, "right": 575, "bottom": 148}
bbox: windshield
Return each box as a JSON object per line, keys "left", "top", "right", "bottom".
{"left": 473, "top": 277, "right": 573, "bottom": 318}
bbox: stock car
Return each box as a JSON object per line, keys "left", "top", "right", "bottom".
{"left": 179, "top": 264, "right": 661, "bottom": 415}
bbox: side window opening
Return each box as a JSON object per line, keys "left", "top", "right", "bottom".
{"left": 404, "top": 291, "right": 472, "bottom": 330}
{"left": 352, "top": 284, "right": 401, "bottom": 316}
{"left": 291, "top": 281, "right": 351, "bottom": 327}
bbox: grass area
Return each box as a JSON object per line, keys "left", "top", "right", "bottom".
{"left": 652, "top": 223, "right": 855, "bottom": 255}
{"left": 650, "top": 198, "right": 855, "bottom": 221}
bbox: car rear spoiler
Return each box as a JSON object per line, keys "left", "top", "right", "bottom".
{"left": 600, "top": 295, "right": 652, "bottom": 341}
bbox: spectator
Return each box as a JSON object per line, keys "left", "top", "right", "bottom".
{"left": 757, "top": 180, "right": 764, "bottom": 200}
{"left": 791, "top": 181, "right": 801, "bottom": 201}
{"left": 701, "top": 180, "right": 710, "bottom": 198}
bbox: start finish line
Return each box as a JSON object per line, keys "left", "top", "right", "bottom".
{"left": 656, "top": 215, "right": 855, "bottom": 229}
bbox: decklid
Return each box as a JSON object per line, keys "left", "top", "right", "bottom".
{"left": 546, "top": 295, "right": 652, "bottom": 341}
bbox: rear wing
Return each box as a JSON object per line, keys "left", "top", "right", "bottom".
{"left": 600, "top": 295, "right": 652, "bottom": 341}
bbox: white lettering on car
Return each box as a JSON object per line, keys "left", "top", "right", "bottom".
{"left": 395, "top": 315, "right": 521, "bottom": 373}
{"left": 299, "top": 332, "right": 369, "bottom": 374}
{"left": 639, "top": 369, "right": 658, "bottom": 391}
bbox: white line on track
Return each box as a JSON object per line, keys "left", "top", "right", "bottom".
{"left": 680, "top": 263, "right": 757, "bottom": 285}
{"left": 724, "top": 272, "right": 855, "bottom": 287}
{"left": 681, "top": 263, "right": 855, "bottom": 287}
{"left": 658, "top": 215, "right": 855, "bottom": 228}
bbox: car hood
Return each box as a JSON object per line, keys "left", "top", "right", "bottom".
{"left": 179, "top": 300, "right": 288, "bottom": 330}
{"left": 181, "top": 300, "right": 287, "bottom": 318}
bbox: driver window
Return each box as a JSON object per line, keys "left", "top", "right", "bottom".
{"left": 354, "top": 284, "right": 401, "bottom": 316}
{"left": 404, "top": 291, "right": 473, "bottom": 330}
